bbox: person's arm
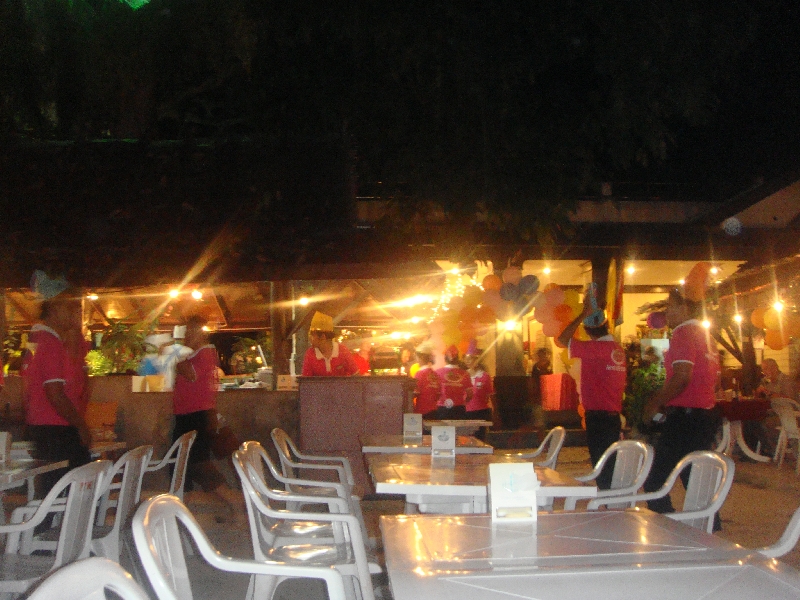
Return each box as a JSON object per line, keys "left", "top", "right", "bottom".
{"left": 44, "top": 381, "right": 91, "bottom": 447}
{"left": 175, "top": 358, "right": 196, "bottom": 382}
{"left": 643, "top": 362, "right": 693, "bottom": 422}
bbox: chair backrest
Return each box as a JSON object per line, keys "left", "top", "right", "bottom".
{"left": 672, "top": 450, "right": 735, "bottom": 532}
{"left": 6, "top": 460, "right": 112, "bottom": 567}
{"left": 99, "top": 445, "right": 154, "bottom": 534}
{"left": 233, "top": 444, "right": 285, "bottom": 556}
{"left": 26, "top": 557, "right": 150, "bottom": 600}
{"left": 772, "top": 398, "right": 800, "bottom": 440}
{"left": 760, "top": 504, "right": 800, "bottom": 558}
{"left": 146, "top": 430, "right": 196, "bottom": 500}
{"left": 132, "top": 494, "right": 349, "bottom": 600}
{"left": 536, "top": 426, "right": 566, "bottom": 469}
{"left": 270, "top": 427, "right": 298, "bottom": 479}
{"left": 605, "top": 440, "right": 654, "bottom": 492}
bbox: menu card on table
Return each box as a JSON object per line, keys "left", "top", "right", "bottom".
{"left": 431, "top": 425, "right": 456, "bottom": 458}
{"left": 403, "top": 413, "right": 423, "bottom": 439}
{"left": 489, "top": 462, "right": 540, "bottom": 523}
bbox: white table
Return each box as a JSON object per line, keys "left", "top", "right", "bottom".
{"left": 361, "top": 434, "right": 493, "bottom": 454}
{"left": 423, "top": 419, "right": 492, "bottom": 436}
{"left": 366, "top": 453, "right": 596, "bottom": 513}
{"left": 381, "top": 510, "right": 800, "bottom": 600}
{"left": 0, "top": 459, "right": 69, "bottom": 492}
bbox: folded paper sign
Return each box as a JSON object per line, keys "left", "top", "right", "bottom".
{"left": 489, "top": 462, "right": 540, "bottom": 522}
{"left": 403, "top": 413, "right": 423, "bottom": 438}
{"left": 431, "top": 425, "right": 456, "bottom": 457}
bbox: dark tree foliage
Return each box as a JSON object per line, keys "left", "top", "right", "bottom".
{"left": 0, "top": 0, "right": 772, "bottom": 271}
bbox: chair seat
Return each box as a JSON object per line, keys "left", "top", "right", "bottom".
{"left": 265, "top": 542, "right": 382, "bottom": 574}
{"left": 290, "top": 484, "right": 340, "bottom": 497}
{"left": 0, "top": 554, "right": 58, "bottom": 592}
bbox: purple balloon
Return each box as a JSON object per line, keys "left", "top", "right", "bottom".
{"left": 518, "top": 274, "right": 540, "bottom": 296}
{"left": 499, "top": 282, "right": 520, "bottom": 301}
{"left": 647, "top": 311, "right": 667, "bottom": 329}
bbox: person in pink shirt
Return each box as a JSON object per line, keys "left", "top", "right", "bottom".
{"left": 301, "top": 312, "right": 359, "bottom": 377}
{"left": 464, "top": 342, "right": 493, "bottom": 439}
{"left": 25, "top": 281, "right": 91, "bottom": 496}
{"left": 413, "top": 341, "right": 440, "bottom": 418}
{"left": 558, "top": 294, "right": 626, "bottom": 489}
{"left": 643, "top": 289, "right": 721, "bottom": 520}
{"left": 173, "top": 315, "right": 229, "bottom": 503}
{"left": 435, "top": 345, "right": 472, "bottom": 420}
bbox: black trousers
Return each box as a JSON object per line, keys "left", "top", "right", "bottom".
{"left": 643, "top": 407, "right": 718, "bottom": 513}
{"left": 585, "top": 411, "right": 621, "bottom": 490}
{"left": 173, "top": 411, "right": 226, "bottom": 492}
{"left": 27, "top": 425, "right": 91, "bottom": 497}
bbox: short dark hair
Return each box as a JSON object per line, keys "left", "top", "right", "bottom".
{"left": 668, "top": 289, "right": 703, "bottom": 318}
{"left": 311, "top": 330, "right": 335, "bottom": 340}
{"left": 185, "top": 314, "right": 208, "bottom": 329}
{"left": 585, "top": 322, "right": 609, "bottom": 338}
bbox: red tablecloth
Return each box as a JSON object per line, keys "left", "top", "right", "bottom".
{"left": 718, "top": 399, "right": 771, "bottom": 422}
{"left": 540, "top": 373, "right": 579, "bottom": 411}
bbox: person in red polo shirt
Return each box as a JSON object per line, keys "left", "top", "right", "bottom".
{"left": 558, "top": 294, "right": 626, "bottom": 490}
{"left": 25, "top": 273, "right": 91, "bottom": 496}
{"left": 301, "top": 312, "right": 359, "bottom": 377}
{"left": 413, "top": 341, "right": 440, "bottom": 418}
{"left": 435, "top": 345, "right": 472, "bottom": 420}
{"left": 643, "top": 289, "right": 721, "bottom": 519}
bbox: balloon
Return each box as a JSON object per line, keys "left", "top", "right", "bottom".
{"left": 499, "top": 282, "right": 520, "bottom": 301}
{"left": 765, "top": 328, "right": 790, "bottom": 350}
{"left": 459, "top": 305, "right": 479, "bottom": 324}
{"left": 763, "top": 308, "right": 782, "bottom": 331}
{"left": 531, "top": 292, "right": 546, "bottom": 309}
{"left": 684, "top": 262, "right": 713, "bottom": 302}
{"left": 449, "top": 296, "right": 465, "bottom": 312}
{"left": 458, "top": 321, "right": 476, "bottom": 340}
{"left": 553, "top": 303, "right": 574, "bottom": 323}
{"left": 751, "top": 307, "right": 766, "bottom": 329}
{"left": 543, "top": 287, "right": 565, "bottom": 307}
{"left": 518, "top": 275, "right": 540, "bottom": 296}
{"left": 483, "top": 289, "right": 503, "bottom": 312}
{"left": 462, "top": 286, "right": 483, "bottom": 308}
{"left": 647, "top": 311, "right": 667, "bottom": 329}
{"left": 457, "top": 338, "right": 470, "bottom": 356}
{"left": 513, "top": 296, "right": 531, "bottom": 315}
{"left": 502, "top": 266, "right": 522, "bottom": 285}
{"left": 534, "top": 304, "right": 554, "bottom": 324}
{"left": 542, "top": 320, "right": 563, "bottom": 338}
{"left": 563, "top": 289, "right": 581, "bottom": 310}
{"left": 476, "top": 305, "right": 496, "bottom": 323}
{"left": 482, "top": 274, "right": 502, "bottom": 291}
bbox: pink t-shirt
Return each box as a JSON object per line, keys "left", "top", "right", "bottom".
{"left": 414, "top": 366, "right": 441, "bottom": 414}
{"left": 466, "top": 369, "right": 493, "bottom": 412}
{"left": 25, "top": 326, "right": 75, "bottom": 426}
{"left": 665, "top": 320, "right": 720, "bottom": 409}
{"left": 64, "top": 338, "right": 90, "bottom": 416}
{"left": 301, "top": 343, "right": 359, "bottom": 376}
{"left": 173, "top": 345, "right": 219, "bottom": 415}
{"left": 569, "top": 337, "right": 626, "bottom": 412}
{"left": 436, "top": 365, "right": 473, "bottom": 407}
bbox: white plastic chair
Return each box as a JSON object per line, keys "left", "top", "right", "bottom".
{"left": 22, "top": 445, "right": 154, "bottom": 561}
{"left": 26, "top": 556, "right": 150, "bottom": 600}
{"left": 771, "top": 398, "right": 800, "bottom": 473}
{"left": 759, "top": 504, "right": 800, "bottom": 558}
{"left": 271, "top": 427, "right": 355, "bottom": 487}
{"left": 588, "top": 450, "right": 735, "bottom": 533}
{"left": 132, "top": 494, "right": 348, "bottom": 600}
{"left": 0, "top": 460, "right": 111, "bottom": 598}
{"left": 144, "top": 430, "right": 196, "bottom": 500}
{"left": 563, "top": 440, "right": 654, "bottom": 510}
{"left": 501, "top": 426, "right": 566, "bottom": 469}
{"left": 233, "top": 448, "right": 376, "bottom": 600}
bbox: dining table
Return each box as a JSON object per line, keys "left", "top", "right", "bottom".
{"left": 361, "top": 434, "right": 493, "bottom": 455}
{"left": 422, "top": 419, "right": 493, "bottom": 436}
{"left": 366, "top": 452, "right": 596, "bottom": 514}
{"left": 381, "top": 509, "right": 800, "bottom": 600}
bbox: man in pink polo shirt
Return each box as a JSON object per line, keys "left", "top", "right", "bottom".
{"left": 301, "top": 312, "right": 359, "bottom": 377}
{"left": 25, "top": 283, "right": 91, "bottom": 495}
{"left": 558, "top": 293, "right": 626, "bottom": 489}
{"left": 643, "top": 289, "right": 721, "bottom": 518}
{"left": 413, "top": 341, "right": 441, "bottom": 418}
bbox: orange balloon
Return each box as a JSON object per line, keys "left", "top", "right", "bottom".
{"left": 684, "top": 262, "right": 713, "bottom": 301}
{"left": 542, "top": 320, "right": 563, "bottom": 338}
{"left": 462, "top": 286, "right": 483, "bottom": 308}
{"left": 457, "top": 338, "right": 470, "bottom": 356}
{"left": 502, "top": 266, "right": 522, "bottom": 285}
{"left": 763, "top": 308, "right": 781, "bottom": 331}
{"left": 750, "top": 307, "right": 766, "bottom": 329}
{"left": 765, "top": 328, "right": 790, "bottom": 350}
{"left": 476, "top": 305, "right": 496, "bottom": 323}
{"left": 482, "top": 274, "right": 502, "bottom": 291}
{"left": 553, "top": 303, "right": 574, "bottom": 323}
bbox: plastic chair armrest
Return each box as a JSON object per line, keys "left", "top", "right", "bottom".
{"left": 288, "top": 460, "right": 349, "bottom": 485}
{"left": 587, "top": 489, "right": 664, "bottom": 510}
{"left": 289, "top": 453, "right": 355, "bottom": 486}
{"left": 269, "top": 489, "right": 351, "bottom": 513}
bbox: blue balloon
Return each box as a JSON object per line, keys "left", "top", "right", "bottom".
{"left": 518, "top": 274, "right": 540, "bottom": 296}
{"left": 499, "top": 282, "right": 520, "bottom": 301}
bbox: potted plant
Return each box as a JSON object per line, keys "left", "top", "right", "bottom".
{"left": 95, "top": 320, "right": 155, "bottom": 374}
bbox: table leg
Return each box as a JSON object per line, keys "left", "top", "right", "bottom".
{"left": 730, "top": 420, "right": 772, "bottom": 463}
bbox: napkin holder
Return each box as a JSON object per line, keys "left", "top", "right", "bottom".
{"left": 431, "top": 425, "right": 456, "bottom": 458}
{"left": 489, "top": 462, "right": 540, "bottom": 522}
{"left": 0, "top": 432, "right": 12, "bottom": 463}
{"left": 403, "top": 413, "right": 423, "bottom": 439}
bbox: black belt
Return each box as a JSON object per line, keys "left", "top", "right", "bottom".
{"left": 585, "top": 410, "right": 620, "bottom": 416}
